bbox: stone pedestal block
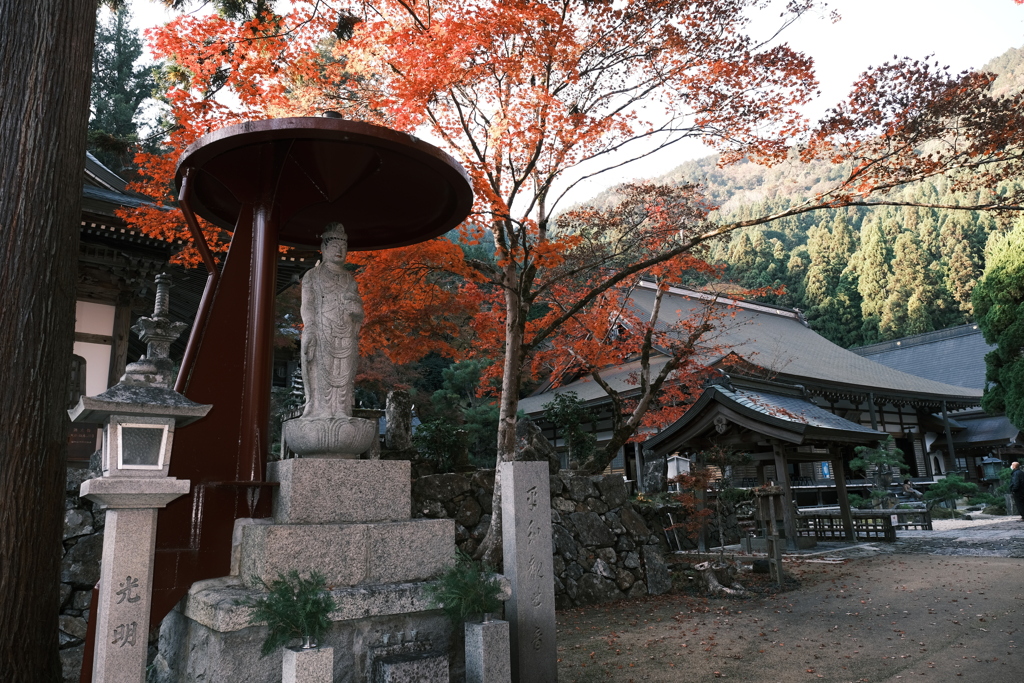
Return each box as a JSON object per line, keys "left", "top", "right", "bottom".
{"left": 270, "top": 459, "right": 411, "bottom": 524}
{"left": 154, "top": 578, "right": 457, "bottom": 683}
{"left": 81, "top": 476, "right": 190, "bottom": 683}
{"left": 465, "top": 619, "right": 511, "bottom": 683}
{"left": 283, "top": 645, "right": 333, "bottom": 683}
{"left": 240, "top": 519, "right": 454, "bottom": 588}
{"left": 373, "top": 651, "right": 447, "bottom": 683}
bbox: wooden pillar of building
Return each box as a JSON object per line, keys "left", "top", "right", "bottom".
{"left": 941, "top": 401, "right": 957, "bottom": 470}
{"left": 916, "top": 414, "right": 933, "bottom": 478}
{"left": 772, "top": 444, "right": 799, "bottom": 551}
{"left": 831, "top": 452, "right": 856, "bottom": 542}
{"left": 106, "top": 291, "right": 133, "bottom": 388}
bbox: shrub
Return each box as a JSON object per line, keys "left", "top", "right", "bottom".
{"left": 425, "top": 551, "right": 503, "bottom": 623}
{"left": 923, "top": 474, "right": 979, "bottom": 511}
{"left": 542, "top": 392, "right": 597, "bottom": 469}
{"left": 241, "top": 570, "right": 336, "bottom": 656}
{"left": 413, "top": 419, "right": 468, "bottom": 473}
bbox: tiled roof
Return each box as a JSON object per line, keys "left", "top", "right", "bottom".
{"left": 520, "top": 285, "right": 982, "bottom": 416}
{"left": 627, "top": 283, "right": 981, "bottom": 402}
{"left": 931, "top": 409, "right": 1021, "bottom": 447}
{"left": 852, "top": 324, "right": 991, "bottom": 391}
{"left": 643, "top": 384, "right": 885, "bottom": 453}
{"left": 713, "top": 385, "right": 880, "bottom": 435}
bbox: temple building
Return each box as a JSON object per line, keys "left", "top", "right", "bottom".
{"left": 519, "top": 280, "right": 989, "bottom": 505}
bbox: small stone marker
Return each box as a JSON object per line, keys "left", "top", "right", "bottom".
{"left": 385, "top": 390, "right": 414, "bottom": 451}
{"left": 500, "top": 461, "right": 557, "bottom": 683}
{"left": 89, "top": 504, "right": 172, "bottom": 683}
{"left": 465, "top": 619, "right": 511, "bottom": 683}
{"left": 283, "top": 645, "right": 333, "bottom": 683}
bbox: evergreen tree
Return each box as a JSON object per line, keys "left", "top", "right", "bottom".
{"left": 880, "top": 232, "right": 937, "bottom": 338}
{"left": 973, "top": 220, "right": 1024, "bottom": 429}
{"left": 917, "top": 215, "right": 941, "bottom": 261}
{"left": 784, "top": 245, "right": 810, "bottom": 303}
{"left": 946, "top": 239, "right": 980, "bottom": 322}
{"left": 428, "top": 359, "right": 500, "bottom": 466}
{"left": 856, "top": 219, "right": 891, "bottom": 335}
{"left": 802, "top": 223, "right": 832, "bottom": 305}
{"left": 726, "top": 230, "right": 757, "bottom": 274}
{"left": 89, "top": 6, "right": 156, "bottom": 175}
{"left": 808, "top": 266, "right": 868, "bottom": 347}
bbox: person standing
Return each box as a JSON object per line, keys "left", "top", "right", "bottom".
{"left": 1010, "top": 462, "right": 1024, "bottom": 520}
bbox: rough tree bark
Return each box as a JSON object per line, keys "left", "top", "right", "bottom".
{"left": 0, "top": 1, "right": 98, "bottom": 679}
{"left": 693, "top": 561, "right": 749, "bottom": 598}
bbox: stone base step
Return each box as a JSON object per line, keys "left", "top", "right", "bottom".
{"left": 156, "top": 576, "right": 457, "bottom": 683}
{"left": 374, "top": 651, "right": 448, "bottom": 683}
{"left": 269, "top": 459, "right": 411, "bottom": 524}
{"left": 239, "top": 518, "right": 454, "bottom": 588}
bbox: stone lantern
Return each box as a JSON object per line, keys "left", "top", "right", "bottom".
{"left": 70, "top": 273, "right": 211, "bottom": 683}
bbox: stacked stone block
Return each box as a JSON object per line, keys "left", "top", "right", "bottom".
{"left": 152, "top": 458, "right": 459, "bottom": 683}
{"left": 59, "top": 464, "right": 105, "bottom": 682}
{"left": 239, "top": 459, "right": 454, "bottom": 589}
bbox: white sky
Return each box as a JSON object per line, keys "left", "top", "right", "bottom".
{"left": 128, "top": 0, "right": 1024, "bottom": 205}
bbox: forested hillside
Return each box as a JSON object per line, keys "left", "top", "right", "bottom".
{"left": 586, "top": 44, "right": 1024, "bottom": 349}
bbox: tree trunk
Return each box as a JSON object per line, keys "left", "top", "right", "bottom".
{"left": 474, "top": 268, "right": 527, "bottom": 568}
{"left": 693, "top": 561, "right": 748, "bottom": 597}
{"left": 0, "top": 2, "right": 97, "bottom": 679}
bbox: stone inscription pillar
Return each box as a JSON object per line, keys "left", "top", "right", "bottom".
{"left": 93, "top": 508, "right": 158, "bottom": 682}
{"left": 81, "top": 476, "right": 190, "bottom": 683}
{"left": 500, "top": 461, "right": 557, "bottom": 683}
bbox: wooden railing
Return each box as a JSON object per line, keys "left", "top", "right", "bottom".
{"left": 796, "top": 508, "right": 932, "bottom": 543}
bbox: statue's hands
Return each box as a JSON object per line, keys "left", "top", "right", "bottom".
{"left": 304, "top": 336, "right": 317, "bottom": 359}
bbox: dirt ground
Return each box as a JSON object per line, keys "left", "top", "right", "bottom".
{"left": 556, "top": 549, "right": 1023, "bottom": 682}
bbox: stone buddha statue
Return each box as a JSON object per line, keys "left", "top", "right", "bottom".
{"left": 283, "top": 222, "right": 375, "bottom": 457}
{"left": 300, "top": 222, "right": 363, "bottom": 420}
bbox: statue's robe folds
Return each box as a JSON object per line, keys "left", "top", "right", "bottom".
{"left": 300, "top": 262, "right": 363, "bottom": 419}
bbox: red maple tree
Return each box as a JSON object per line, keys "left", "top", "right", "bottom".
{"left": 125, "top": 0, "right": 1024, "bottom": 564}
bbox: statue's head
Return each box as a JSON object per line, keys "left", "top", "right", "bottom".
{"left": 321, "top": 222, "right": 348, "bottom": 246}
{"left": 321, "top": 222, "right": 348, "bottom": 264}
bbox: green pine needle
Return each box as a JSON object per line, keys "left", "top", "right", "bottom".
{"left": 424, "top": 551, "right": 503, "bottom": 624}
{"left": 239, "top": 570, "right": 337, "bottom": 657}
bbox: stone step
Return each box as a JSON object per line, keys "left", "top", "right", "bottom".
{"left": 269, "top": 458, "right": 411, "bottom": 524}
{"left": 239, "top": 518, "right": 454, "bottom": 589}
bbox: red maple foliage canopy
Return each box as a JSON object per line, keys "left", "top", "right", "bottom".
{"left": 125, "top": 0, "right": 1024, "bottom": 564}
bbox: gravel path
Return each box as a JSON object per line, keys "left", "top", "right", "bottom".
{"left": 555, "top": 517, "right": 1024, "bottom": 682}
{"left": 891, "top": 516, "right": 1024, "bottom": 558}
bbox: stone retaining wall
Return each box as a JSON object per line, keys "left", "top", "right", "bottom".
{"left": 411, "top": 470, "right": 672, "bottom": 609}
{"left": 59, "top": 465, "right": 104, "bottom": 682}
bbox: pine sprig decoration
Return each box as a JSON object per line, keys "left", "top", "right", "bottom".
{"left": 425, "top": 551, "right": 503, "bottom": 624}
{"left": 241, "top": 570, "right": 337, "bottom": 656}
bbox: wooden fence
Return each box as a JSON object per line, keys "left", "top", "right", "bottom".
{"left": 796, "top": 508, "right": 932, "bottom": 543}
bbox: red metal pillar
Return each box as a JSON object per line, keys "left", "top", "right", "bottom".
{"left": 150, "top": 152, "right": 283, "bottom": 626}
